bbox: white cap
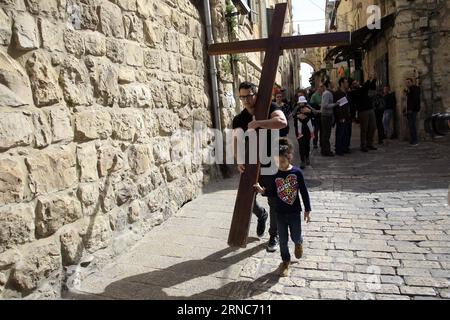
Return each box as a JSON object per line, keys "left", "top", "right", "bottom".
{"left": 298, "top": 96, "right": 308, "bottom": 104}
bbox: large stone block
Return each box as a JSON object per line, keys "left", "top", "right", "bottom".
{"left": 77, "top": 182, "right": 100, "bottom": 216}
{"left": 0, "top": 50, "right": 33, "bottom": 106}
{"left": 43, "top": 106, "right": 73, "bottom": 143}
{"left": 97, "top": 144, "right": 126, "bottom": 177}
{"left": 59, "top": 57, "right": 93, "bottom": 106}
{"left": 137, "top": 0, "right": 155, "bottom": 19}
{"left": 74, "top": 108, "right": 112, "bottom": 141}
{"left": 123, "top": 12, "right": 144, "bottom": 42}
{"left": 80, "top": 215, "right": 112, "bottom": 253}
{"left": 12, "top": 12, "right": 39, "bottom": 51}
{"left": 0, "top": 84, "right": 28, "bottom": 108}
{"left": 26, "top": 51, "right": 61, "bottom": 107}
{"left": 26, "top": 144, "right": 77, "bottom": 195}
{"left": 143, "top": 49, "right": 161, "bottom": 68}
{"left": 0, "top": 8, "right": 12, "bottom": 46}
{"left": 106, "top": 39, "right": 124, "bottom": 63}
{"left": 108, "top": 207, "right": 127, "bottom": 232}
{"left": 35, "top": 192, "right": 83, "bottom": 238}
{"left": 0, "top": 111, "right": 34, "bottom": 151}
{"left": 155, "top": 108, "right": 180, "bottom": 134}
{"left": 115, "top": 176, "right": 138, "bottom": 206}
{"left": 10, "top": 238, "right": 61, "bottom": 292}
{"left": 143, "top": 20, "right": 162, "bottom": 48}
{"left": 98, "top": 1, "right": 125, "bottom": 39}
{"left": 0, "top": 157, "right": 27, "bottom": 204}
{"left": 25, "top": 0, "right": 61, "bottom": 17}
{"left": 164, "top": 30, "right": 179, "bottom": 53}
{"left": 128, "top": 144, "right": 153, "bottom": 175}
{"left": 64, "top": 29, "right": 84, "bottom": 57}
{"left": 119, "top": 83, "right": 152, "bottom": 108}
{"left": 125, "top": 41, "right": 144, "bottom": 67}
{"left": 60, "top": 226, "right": 83, "bottom": 266}
{"left": 86, "top": 57, "right": 120, "bottom": 107}
{"left": 164, "top": 162, "right": 185, "bottom": 182}
{"left": 80, "top": 3, "right": 99, "bottom": 31}
{"left": 111, "top": 109, "right": 145, "bottom": 141}
{"left": 84, "top": 31, "right": 106, "bottom": 56}
{"left": 112, "top": 0, "right": 137, "bottom": 11}
{"left": 152, "top": 137, "right": 171, "bottom": 164}
{"left": 38, "top": 18, "right": 63, "bottom": 52}
{"left": 31, "top": 109, "right": 52, "bottom": 148}
{"left": 0, "top": 203, "right": 34, "bottom": 253}
{"left": 77, "top": 142, "right": 99, "bottom": 182}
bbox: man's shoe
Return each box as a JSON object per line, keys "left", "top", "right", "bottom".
{"left": 344, "top": 149, "right": 351, "bottom": 154}
{"left": 313, "top": 145, "right": 318, "bottom": 149}
{"left": 277, "top": 261, "right": 290, "bottom": 277}
{"left": 306, "top": 158, "right": 311, "bottom": 166}
{"left": 367, "top": 146, "right": 377, "bottom": 150}
{"left": 266, "top": 236, "right": 278, "bottom": 252}
{"left": 360, "top": 147, "right": 369, "bottom": 152}
{"left": 294, "top": 243, "right": 303, "bottom": 259}
{"left": 256, "top": 213, "right": 267, "bottom": 237}
{"left": 336, "top": 152, "right": 344, "bottom": 156}
{"left": 410, "top": 143, "right": 419, "bottom": 146}
{"left": 300, "top": 161, "right": 306, "bottom": 169}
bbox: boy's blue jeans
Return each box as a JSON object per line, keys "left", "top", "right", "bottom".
{"left": 277, "top": 212, "right": 303, "bottom": 262}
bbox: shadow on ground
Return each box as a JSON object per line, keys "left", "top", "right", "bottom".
{"left": 64, "top": 240, "right": 281, "bottom": 300}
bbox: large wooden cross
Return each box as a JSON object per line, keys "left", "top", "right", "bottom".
{"left": 208, "top": 3, "right": 351, "bottom": 248}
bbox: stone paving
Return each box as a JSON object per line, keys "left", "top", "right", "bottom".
{"left": 67, "top": 125, "right": 450, "bottom": 300}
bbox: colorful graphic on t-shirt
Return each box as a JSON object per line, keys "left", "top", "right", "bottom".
{"left": 275, "top": 174, "right": 298, "bottom": 205}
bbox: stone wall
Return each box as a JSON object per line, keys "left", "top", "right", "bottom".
{"left": 0, "top": 0, "right": 218, "bottom": 298}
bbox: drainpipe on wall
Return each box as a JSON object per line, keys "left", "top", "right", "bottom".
{"left": 203, "top": 0, "right": 222, "bottom": 132}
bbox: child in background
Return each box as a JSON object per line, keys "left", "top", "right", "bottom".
{"left": 254, "top": 138, "right": 312, "bottom": 277}
{"left": 294, "top": 96, "right": 315, "bottom": 169}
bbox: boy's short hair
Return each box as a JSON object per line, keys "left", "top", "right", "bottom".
{"left": 239, "top": 81, "right": 257, "bottom": 94}
{"left": 278, "top": 137, "right": 294, "bottom": 158}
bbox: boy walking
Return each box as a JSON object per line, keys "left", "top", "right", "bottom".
{"left": 254, "top": 138, "right": 312, "bottom": 277}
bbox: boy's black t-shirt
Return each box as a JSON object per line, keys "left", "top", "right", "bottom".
{"left": 264, "top": 166, "right": 311, "bottom": 214}
{"left": 232, "top": 103, "right": 281, "bottom": 170}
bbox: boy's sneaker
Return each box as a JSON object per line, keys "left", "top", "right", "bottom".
{"left": 294, "top": 243, "right": 303, "bottom": 259}
{"left": 266, "top": 235, "right": 278, "bottom": 252}
{"left": 277, "top": 261, "right": 290, "bottom": 277}
{"left": 256, "top": 213, "right": 268, "bottom": 237}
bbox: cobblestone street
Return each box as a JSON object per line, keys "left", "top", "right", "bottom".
{"left": 69, "top": 126, "right": 450, "bottom": 300}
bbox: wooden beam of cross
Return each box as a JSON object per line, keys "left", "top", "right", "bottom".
{"left": 208, "top": 3, "right": 351, "bottom": 248}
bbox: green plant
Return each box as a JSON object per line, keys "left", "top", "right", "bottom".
{"left": 225, "top": 0, "right": 238, "bottom": 38}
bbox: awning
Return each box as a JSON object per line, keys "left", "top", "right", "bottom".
{"left": 325, "top": 13, "right": 396, "bottom": 62}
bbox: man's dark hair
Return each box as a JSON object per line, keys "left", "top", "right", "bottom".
{"left": 406, "top": 78, "right": 414, "bottom": 82}
{"left": 278, "top": 137, "right": 294, "bottom": 157}
{"left": 323, "top": 80, "right": 331, "bottom": 89}
{"left": 239, "top": 82, "right": 257, "bottom": 93}
{"left": 338, "top": 77, "right": 347, "bottom": 87}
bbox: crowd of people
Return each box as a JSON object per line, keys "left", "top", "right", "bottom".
{"left": 273, "top": 76, "right": 421, "bottom": 169}
{"left": 232, "top": 78, "right": 421, "bottom": 277}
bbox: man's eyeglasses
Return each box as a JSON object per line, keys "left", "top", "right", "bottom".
{"left": 239, "top": 94, "right": 255, "bottom": 101}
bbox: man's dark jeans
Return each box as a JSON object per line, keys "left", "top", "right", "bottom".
{"left": 320, "top": 115, "right": 333, "bottom": 154}
{"left": 335, "top": 121, "right": 347, "bottom": 154}
{"left": 313, "top": 113, "right": 321, "bottom": 147}
{"left": 253, "top": 196, "right": 278, "bottom": 238}
{"left": 407, "top": 111, "right": 418, "bottom": 144}
{"left": 277, "top": 212, "right": 303, "bottom": 262}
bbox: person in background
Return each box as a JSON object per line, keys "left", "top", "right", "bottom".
{"left": 294, "top": 96, "right": 315, "bottom": 169}
{"left": 403, "top": 78, "right": 421, "bottom": 146}
{"left": 274, "top": 92, "right": 292, "bottom": 138}
{"left": 320, "top": 80, "right": 336, "bottom": 157}
{"left": 333, "top": 77, "right": 351, "bottom": 155}
{"left": 309, "top": 84, "right": 324, "bottom": 149}
{"left": 382, "top": 85, "right": 397, "bottom": 139}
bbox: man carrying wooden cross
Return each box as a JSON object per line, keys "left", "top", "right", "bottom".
{"left": 232, "top": 81, "right": 287, "bottom": 252}
{"left": 208, "top": 2, "right": 350, "bottom": 248}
